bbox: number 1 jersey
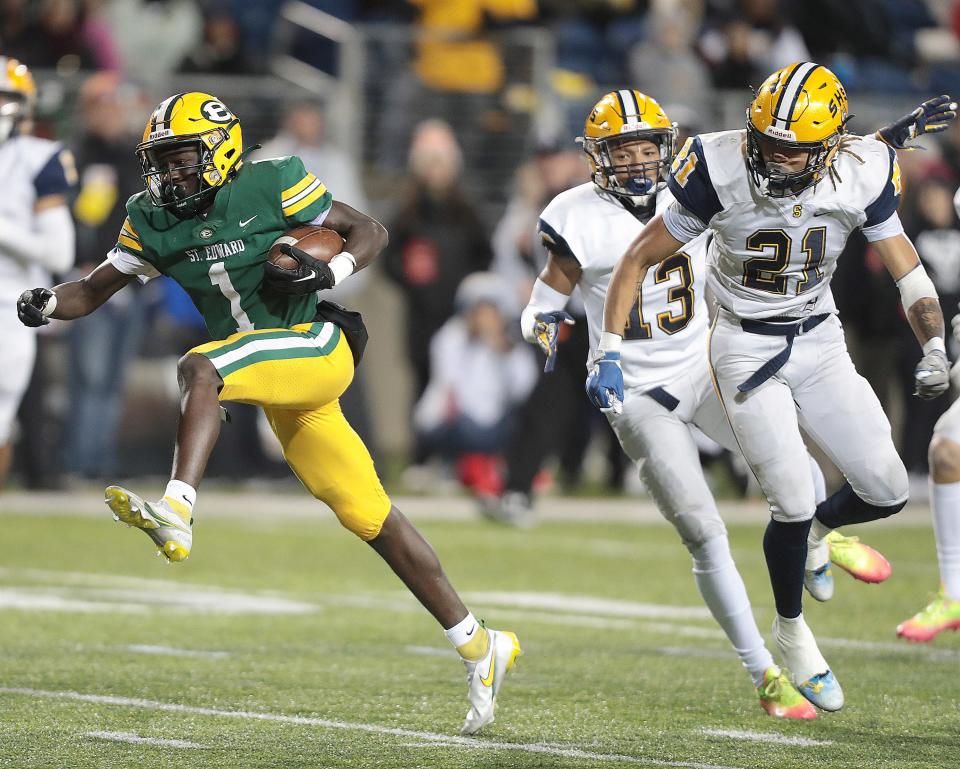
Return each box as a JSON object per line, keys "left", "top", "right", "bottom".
{"left": 538, "top": 182, "right": 710, "bottom": 391}
{"left": 108, "top": 155, "right": 332, "bottom": 340}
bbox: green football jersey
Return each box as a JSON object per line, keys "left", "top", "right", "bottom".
{"left": 115, "top": 155, "right": 333, "bottom": 340}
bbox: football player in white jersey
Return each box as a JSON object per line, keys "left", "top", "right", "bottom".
{"left": 896, "top": 184, "right": 960, "bottom": 643}
{"left": 0, "top": 58, "right": 75, "bottom": 489}
{"left": 595, "top": 62, "right": 953, "bottom": 712}
{"left": 521, "top": 89, "right": 907, "bottom": 719}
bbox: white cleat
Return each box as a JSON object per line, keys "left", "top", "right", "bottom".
{"left": 460, "top": 628, "right": 522, "bottom": 735}
{"left": 773, "top": 614, "right": 844, "bottom": 712}
{"left": 104, "top": 485, "right": 193, "bottom": 562}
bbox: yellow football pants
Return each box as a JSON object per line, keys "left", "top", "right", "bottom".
{"left": 190, "top": 321, "right": 391, "bottom": 540}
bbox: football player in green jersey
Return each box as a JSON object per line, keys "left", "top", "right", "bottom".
{"left": 16, "top": 91, "right": 520, "bottom": 735}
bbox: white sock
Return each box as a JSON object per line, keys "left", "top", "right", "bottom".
{"left": 164, "top": 480, "right": 196, "bottom": 512}
{"left": 806, "top": 518, "right": 832, "bottom": 570}
{"left": 930, "top": 479, "right": 960, "bottom": 600}
{"left": 774, "top": 613, "right": 828, "bottom": 683}
{"left": 444, "top": 612, "right": 480, "bottom": 648}
{"left": 691, "top": 536, "right": 774, "bottom": 687}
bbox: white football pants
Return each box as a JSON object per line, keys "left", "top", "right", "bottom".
{"left": 0, "top": 319, "right": 36, "bottom": 444}
{"left": 709, "top": 310, "right": 908, "bottom": 523}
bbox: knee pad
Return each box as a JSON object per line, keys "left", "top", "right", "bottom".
{"left": 690, "top": 533, "right": 735, "bottom": 574}
{"left": 674, "top": 511, "right": 728, "bottom": 554}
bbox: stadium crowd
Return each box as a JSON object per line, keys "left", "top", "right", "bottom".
{"left": 3, "top": 0, "right": 960, "bottom": 506}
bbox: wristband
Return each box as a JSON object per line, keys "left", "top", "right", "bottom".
{"left": 328, "top": 252, "right": 357, "bottom": 286}
{"left": 599, "top": 331, "right": 622, "bottom": 353}
{"left": 41, "top": 292, "right": 57, "bottom": 317}
{"left": 923, "top": 336, "right": 946, "bottom": 356}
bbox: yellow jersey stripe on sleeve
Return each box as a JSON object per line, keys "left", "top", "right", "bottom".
{"left": 281, "top": 173, "right": 318, "bottom": 203}
{"left": 282, "top": 180, "right": 327, "bottom": 216}
{"left": 122, "top": 217, "right": 140, "bottom": 238}
{"left": 117, "top": 233, "right": 143, "bottom": 252}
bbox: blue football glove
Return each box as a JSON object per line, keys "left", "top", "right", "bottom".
{"left": 534, "top": 310, "right": 576, "bottom": 372}
{"left": 585, "top": 350, "right": 623, "bottom": 414}
{"left": 878, "top": 94, "right": 957, "bottom": 150}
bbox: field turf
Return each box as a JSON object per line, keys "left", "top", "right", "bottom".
{"left": 0, "top": 495, "right": 957, "bottom": 769}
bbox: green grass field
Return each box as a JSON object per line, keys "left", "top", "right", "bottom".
{"left": 1, "top": 497, "right": 957, "bottom": 769}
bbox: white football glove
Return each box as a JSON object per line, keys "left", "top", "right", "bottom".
{"left": 915, "top": 349, "right": 950, "bottom": 399}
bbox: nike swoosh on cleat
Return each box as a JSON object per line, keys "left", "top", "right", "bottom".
{"left": 239, "top": 215, "right": 258, "bottom": 227}
{"left": 465, "top": 624, "right": 476, "bottom": 637}
{"left": 480, "top": 652, "right": 496, "bottom": 687}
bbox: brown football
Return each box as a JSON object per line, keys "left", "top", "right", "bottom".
{"left": 267, "top": 226, "right": 344, "bottom": 270}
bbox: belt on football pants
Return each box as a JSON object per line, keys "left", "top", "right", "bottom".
{"left": 737, "top": 313, "right": 830, "bottom": 392}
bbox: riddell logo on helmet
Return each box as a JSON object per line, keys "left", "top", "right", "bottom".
{"left": 619, "top": 122, "right": 653, "bottom": 132}
{"left": 763, "top": 126, "right": 796, "bottom": 141}
{"left": 149, "top": 128, "right": 174, "bottom": 141}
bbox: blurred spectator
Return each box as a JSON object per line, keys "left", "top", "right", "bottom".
{"left": 700, "top": 0, "right": 810, "bottom": 88}
{"left": 898, "top": 178, "right": 960, "bottom": 474}
{"left": 106, "top": 0, "right": 202, "bottom": 87}
{"left": 256, "top": 100, "right": 377, "bottom": 455}
{"left": 414, "top": 272, "right": 538, "bottom": 496}
{"left": 628, "top": 9, "right": 710, "bottom": 111}
{"left": 180, "top": 6, "right": 254, "bottom": 75}
{"left": 1, "top": 0, "right": 120, "bottom": 72}
{"left": 65, "top": 72, "right": 148, "bottom": 479}
{"left": 383, "top": 119, "right": 492, "bottom": 409}
{"left": 378, "top": 0, "right": 537, "bottom": 175}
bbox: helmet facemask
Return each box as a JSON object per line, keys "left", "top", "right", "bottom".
{"left": 0, "top": 91, "right": 27, "bottom": 143}
{"left": 137, "top": 129, "right": 230, "bottom": 219}
{"left": 745, "top": 116, "right": 842, "bottom": 199}
{"left": 582, "top": 127, "right": 676, "bottom": 206}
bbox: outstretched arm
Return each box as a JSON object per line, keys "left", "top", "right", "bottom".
{"left": 602, "top": 214, "right": 684, "bottom": 342}
{"left": 17, "top": 260, "right": 133, "bottom": 326}
{"left": 876, "top": 95, "right": 957, "bottom": 149}
{"left": 875, "top": 234, "right": 948, "bottom": 399}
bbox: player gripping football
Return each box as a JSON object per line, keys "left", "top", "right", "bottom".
{"left": 16, "top": 92, "right": 519, "bottom": 735}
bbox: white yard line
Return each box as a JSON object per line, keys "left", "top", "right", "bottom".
{"left": 700, "top": 728, "right": 832, "bottom": 747}
{"left": 86, "top": 731, "right": 206, "bottom": 749}
{"left": 120, "top": 645, "right": 230, "bottom": 659}
{"left": 405, "top": 645, "right": 454, "bottom": 658}
{"left": 2, "top": 687, "right": 746, "bottom": 769}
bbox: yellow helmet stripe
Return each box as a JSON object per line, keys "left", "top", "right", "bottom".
{"left": 773, "top": 61, "right": 819, "bottom": 128}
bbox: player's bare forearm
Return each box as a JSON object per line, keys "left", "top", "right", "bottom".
{"left": 50, "top": 261, "right": 133, "bottom": 319}
{"left": 906, "top": 297, "right": 945, "bottom": 347}
{"left": 602, "top": 214, "right": 682, "bottom": 335}
{"left": 323, "top": 200, "right": 388, "bottom": 271}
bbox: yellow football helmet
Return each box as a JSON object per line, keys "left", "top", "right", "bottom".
{"left": 578, "top": 89, "right": 676, "bottom": 204}
{"left": 0, "top": 57, "right": 37, "bottom": 142}
{"left": 136, "top": 92, "right": 243, "bottom": 218}
{"left": 746, "top": 62, "right": 849, "bottom": 197}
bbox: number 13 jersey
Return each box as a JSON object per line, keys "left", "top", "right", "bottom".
{"left": 538, "top": 182, "right": 710, "bottom": 391}
{"left": 663, "top": 130, "right": 903, "bottom": 320}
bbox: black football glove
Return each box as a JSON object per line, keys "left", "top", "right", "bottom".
{"left": 878, "top": 94, "right": 957, "bottom": 149}
{"left": 263, "top": 243, "right": 335, "bottom": 296}
{"left": 17, "top": 288, "right": 55, "bottom": 327}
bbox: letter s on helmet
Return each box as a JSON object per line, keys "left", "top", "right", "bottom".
{"left": 746, "top": 62, "right": 849, "bottom": 198}
{"left": 0, "top": 57, "right": 36, "bottom": 143}
{"left": 136, "top": 92, "right": 243, "bottom": 218}
{"left": 578, "top": 90, "right": 676, "bottom": 206}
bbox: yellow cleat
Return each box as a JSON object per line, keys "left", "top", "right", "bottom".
{"left": 756, "top": 667, "right": 817, "bottom": 720}
{"left": 104, "top": 485, "right": 193, "bottom": 562}
{"left": 897, "top": 588, "right": 960, "bottom": 643}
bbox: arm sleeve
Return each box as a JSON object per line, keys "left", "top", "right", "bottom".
{"left": 665, "top": 136, "right": 722, "bottom": 226}
{"left": 537, "top": 216, "right": 580, "bottom": 263}
{"left": 33, "top": 147, "right": 78, "bottom": 198}
{"left": 0, "top": 204, "right": 76, "bottom": 273}
{"left": 662, "top": 200, "right": 707, "bottom": 242}
{"left": 862, "top": 211, "right": 905, "bottom": 242}
{"left": 106, "top": 216, "right": 161, "bottom": 282}
{"left": 862, "top": 144, "right": 902, "bottom": 230}
{"left": 277, "top": 155, "right": 333, "bottom": 226}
